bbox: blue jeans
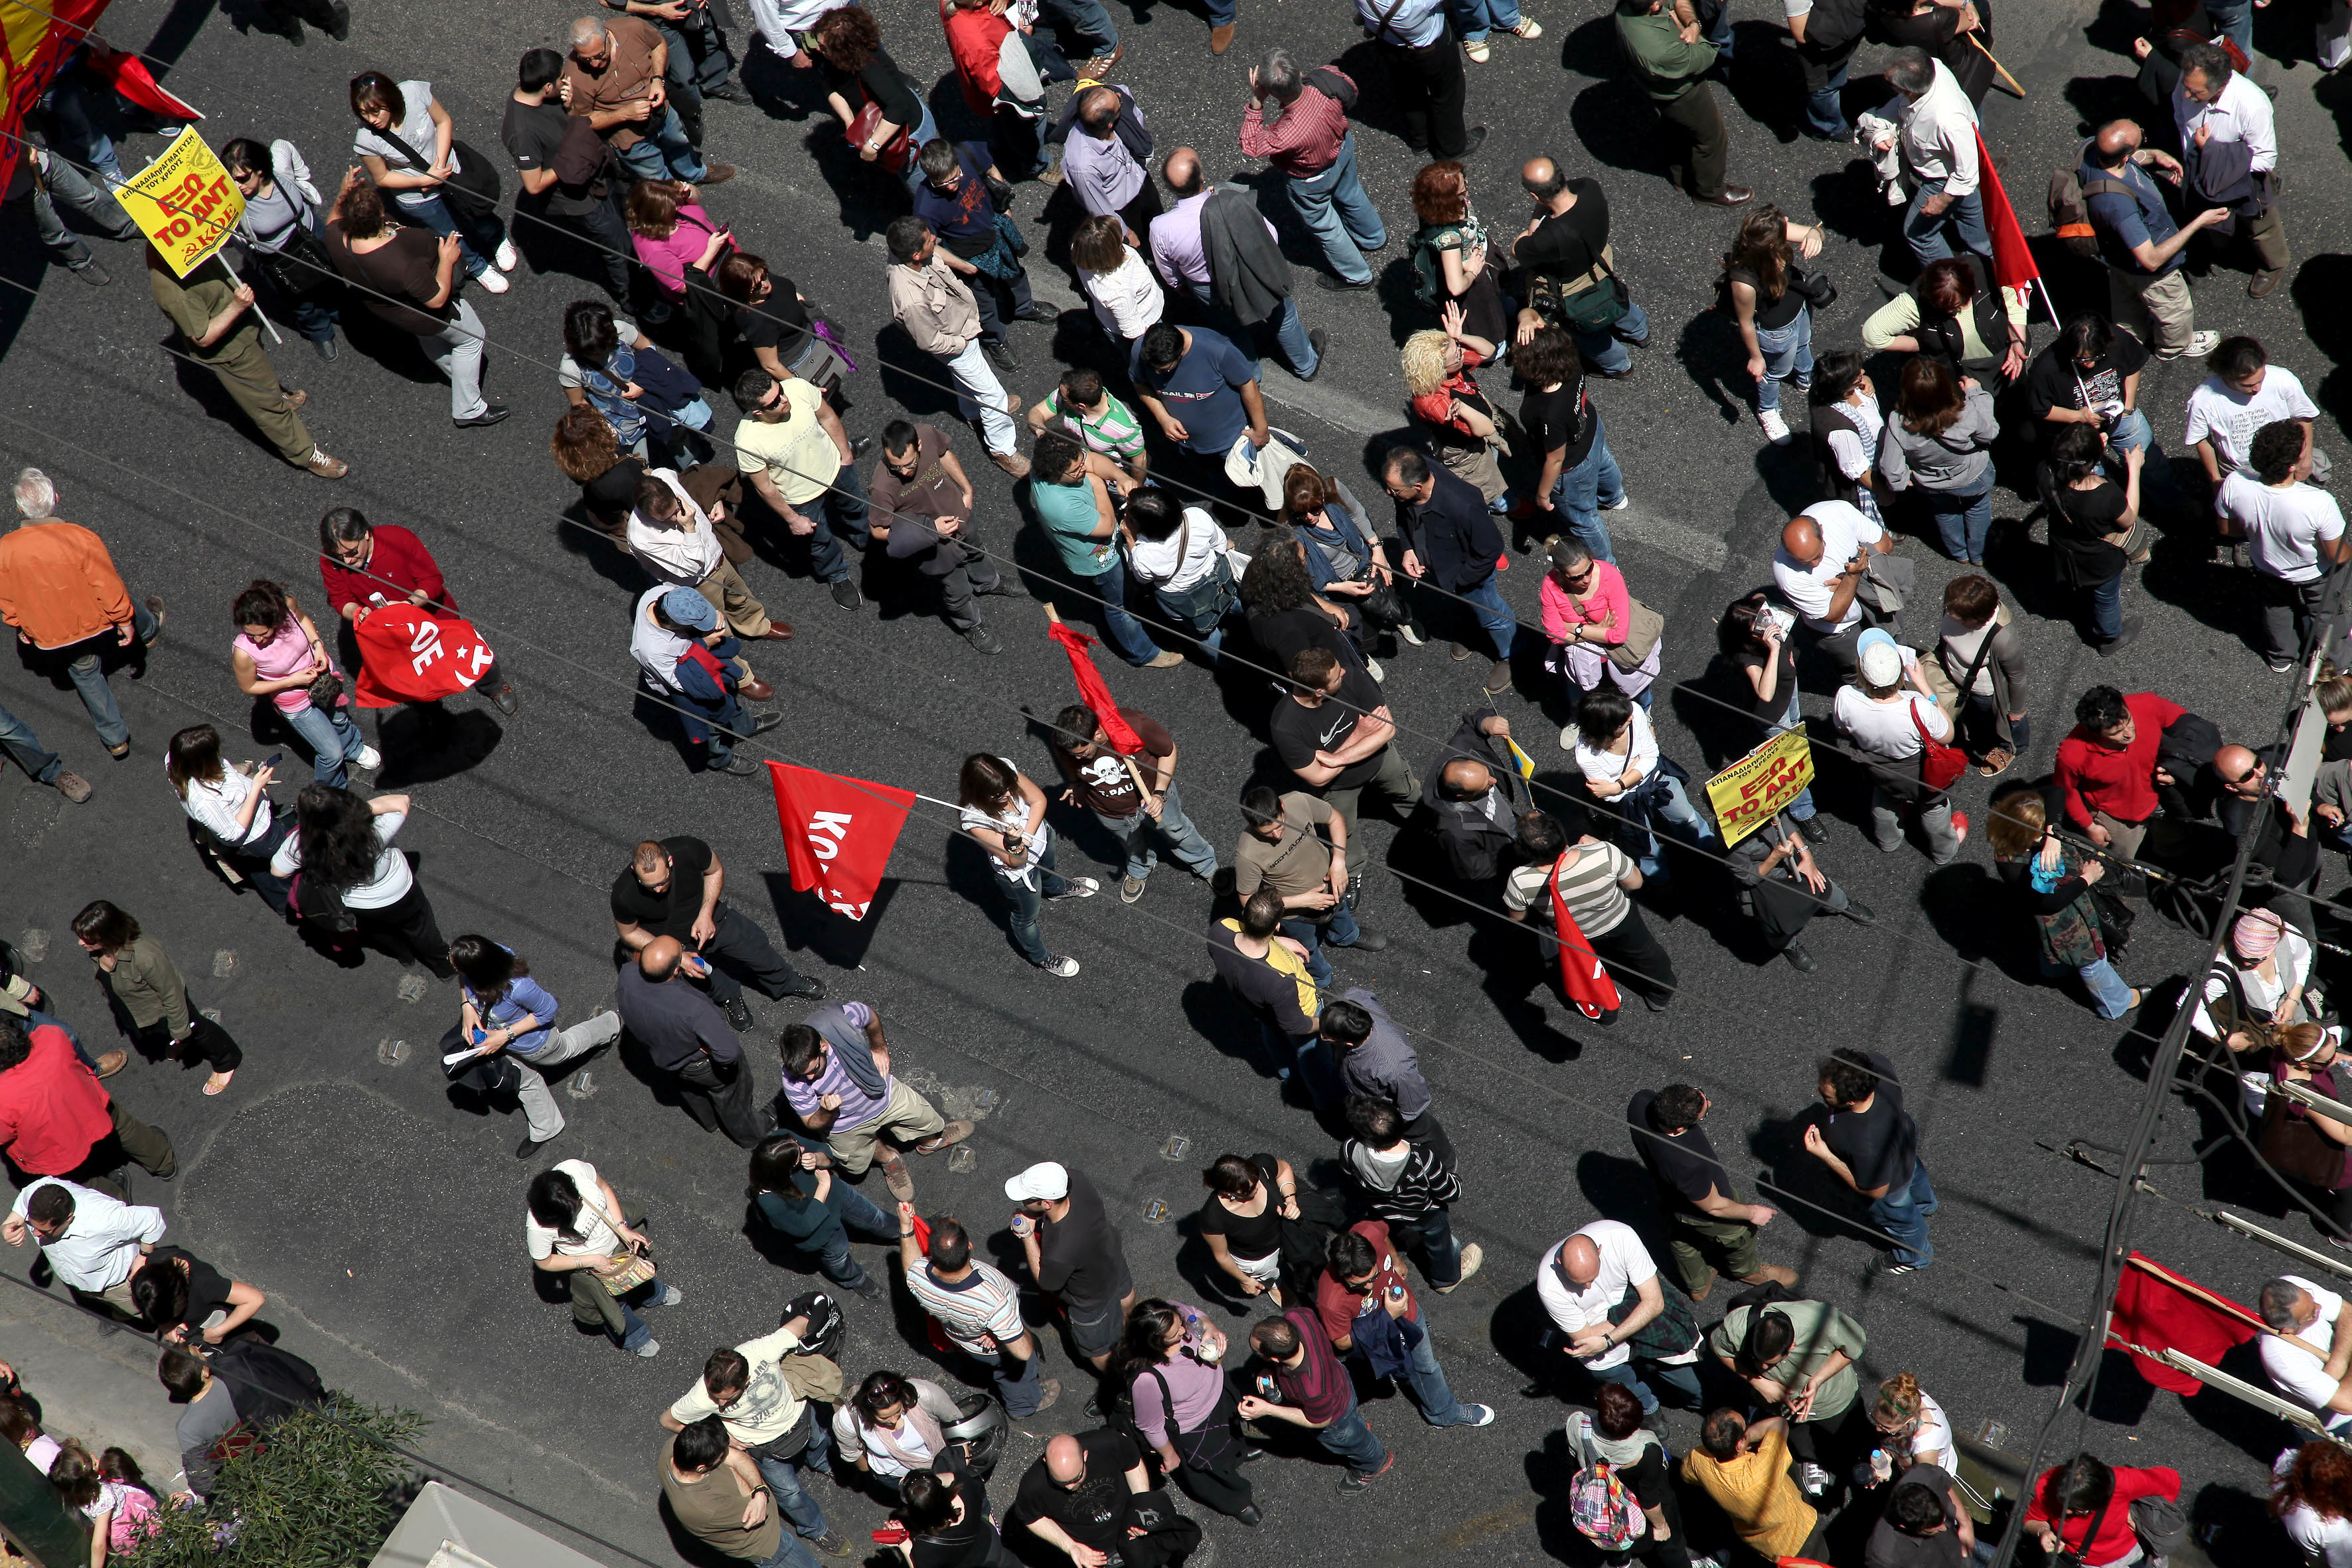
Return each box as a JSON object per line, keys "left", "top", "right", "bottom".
{"left": 1408, "top": 1206, "right": 1464, "bottom": 1287}
{"left": 1444, "top": 0, "right": 1523, "bottom": 40}
{"left": 1803, "top": 55, "right": 1852, "bottom": 137}
{"left": 811, "top": 1180, "right": 898, "bottom": 1288}
{"left": 895, "top": 102, "right": 941, "bottom": 196}
{"left": 1549, "top": 417, "right": 1624, "bottom": 566}
{"left": 1259, "top": 1019, "right": 1339, "bottom": 1109}
{"left": 2041, "top": 953, "right": 2136, "bottom": 1020}
{"left": 1630, "top": 770, "right": 1718, "bottom": 879}
{"left": 1314, "top": 1382, "right": 1389, "bottom": 1474}
{"left": 967, "top": 1340, "right": 1049, "bottom": 1416}
{"left": 1095, "top": 783, "right": 1219, "bottom": 882}
{"left": 0, "top": 700, "right": 62, "bottom": 786}
{"left": 801, "top": 458, "right": 872, "bottom": 584}
{"left": 1268, "top": 295, "right": 1319, "bottom": 378}
{"left": 1593, "top": 1356, "right": 1704, "bottom": 1416}
{"left": 2204, "top": 0, "right": 2253, "bottom": 54}
{"left": 1773, "top": 686, "right": 1820, "bottom": 823}
{"left": 998, "top": 842, "right": 1074, "bottom": 967}
{"left": 1573, "top": 297, "right": 1650, "bottom": 376}
{"left": 2086, "top": 572, "right": 2125, "bottom": 642}
{"left": 283, "top": 701, "right": 366, "bottom": 789}
{"left": 1079, "top": 552, "right": 1167, "bottom": 666}
{"left": 753, "top": 1529, "right": 822, "bottom": 1568}
{"left": 700, "top": 690, "right": 750, "bottom": 769}
{"left": 613, "top": 107, "right": 708, "bottom": 183}
{"left": 1147, "top": 560, "right": 1235, "bottom": 664}
{"left": 1869, "top": 1161, "right": 1938, "bottom": 1269}
{"left": 1280, "top": 903, "right": 1362, "bottom": 988}
{"left": 40, "top": 78, "right": 126, "bottom": 185}
{"left": 1753, "top": 307, "right": 1814, "bottom": 415}
{"left": 1923, "top": 477, "right": 1994, "bottom": 562}
{"left": 1458, "top": 576, "right": 1516, "bottom": 661}
{"left": 2104, "top": 408, "right": 2188, "bottom": 510}
{"left": 1401, "top": 1326, "right": 1477, "bottom": 1425}
{"left": 752, "top": 1423, "right": 832, "bottom": 1545}
{"left": 1041, "top": 0, "right": 1119, "bottom": 52}
{"left": 399, "top": 191, "right": 499, "bottom": 280}
{"left": 60, "top": 599, "right": 156, "bottom": 749}
{"left": 26, "top": 1010, "right": 100, "bottom": 1073}
{"left": 1288, "top": 135, "right": 1386, "bottom": 284}
{"left": 1903, "top": 179, "right": 1991, "bottom": 268}
{"left": 1204, "top": 0, "right": 1237, "bottom": 25}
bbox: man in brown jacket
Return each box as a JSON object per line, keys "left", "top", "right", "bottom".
{"left": 883, "top": 216, "right": 1026, "bottom": 475}
{"left": 562, "top": 13, "right": 734, "bottom": 185}
{"left": 1, "top": 470, "right": 165, "bottom": 758}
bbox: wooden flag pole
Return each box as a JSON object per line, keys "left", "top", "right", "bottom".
{"left": 1968, "top": 33, "right": 2026, "bottom": 100}
{"left": 1040, "top": 605, "right": 1156, "bottom": 803}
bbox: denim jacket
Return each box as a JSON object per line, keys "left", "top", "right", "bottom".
{"left": 1291, "top": 495, "right": 1375, "bottom": 592}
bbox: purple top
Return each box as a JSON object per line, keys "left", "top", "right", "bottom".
{"left": 1128, "top": 1301, "right": 1225, "bottom": 1449}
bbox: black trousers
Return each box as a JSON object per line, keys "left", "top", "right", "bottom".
{"left": 1782, "top": 1397, "right": 1872, "bottom": 1478}
{"left": 672, "top": 1053, "right": 771, "bottom": 1147}
{"left": 1656, "top": 84, "right": 1729, "bottom": 200}
{"left": 1588, "top": 905, "right": 1677, "bottom": 1010}
{"left": 935, "top": 537, "right": 1003, "bottom": 631}
{"left": 1379, "top": 37, "right": 1469, "bottom": 157}
{"left": 520, "top": 183, "right": 635, "bottom": 304}
{"left": 690, "top": 905, "right": 807, "bottom": 1007}
{"left": 1160, "top": 1383, "right": 1255, "bottom": 1518}
{"left": 129, "top": 1002, "right": 243, "bottom": 1072}
{"left": 358, "top": 884, "right": 453, "bottom": 977}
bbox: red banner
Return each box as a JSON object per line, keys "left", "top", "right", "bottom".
{"left": 96, "top": 51, "right": 200, "bottom": 122}
{"left": 1047, "top": 621, "right": 1142, "bottom": 754}
{"left": 2106, "top": 1251, "right": 2260, "bottom": 1397}
{"left": 352, "top": 605, "right": 496, "bottom": 706}
{"left": 1974, "top": 129, "right": 2041, "bottom": 298}
{"left": 1549, "top": 855, "right": 1622, "bottom": 1020}
{"left": 766, "top": 761, "right": 915, "bottom": 921}
{"left": 0, "top": 0, "right": 114, "bottom": 194}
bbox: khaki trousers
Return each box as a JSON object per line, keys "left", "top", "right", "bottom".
{"left": 2108, "top": 267, "right": 2197, "bottom": 359}
{"left": 696, "top": 558, "right": 774, "bottom": 639}
{"left": 206, "top": 333, "right": 315, "bottom": 465}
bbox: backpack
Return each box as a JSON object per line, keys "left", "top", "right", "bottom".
{"left": 2050, "top": 143, "right": 2131, "bottom": 260}
{"left": 1569, "top": 1460, "right": 1648, "bottom": 1551}
{"left": 1304, "top": 66, "right": 1358, "bottom": 112}
{"left": 211, "top": 1338, "right": 331, "bottom": 1432}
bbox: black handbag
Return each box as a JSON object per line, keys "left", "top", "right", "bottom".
{"left": 252, "top": 214, "right": 337, "bottom": 297}
{"left": 1789, "top": 266, "right": 1837, "bottom": 312}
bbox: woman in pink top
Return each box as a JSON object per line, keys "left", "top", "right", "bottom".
{"left": 1116, "top": 1298, "right": 1258, "bottom": 1522}
{"left": 624, "top": 180, "right": 734, "bottom": 384}
{"left": 1538, "top": 537, "right": 1657, "bottom": 746}
{"left": 228, "top": 579, "right": 374, "bottom": 789}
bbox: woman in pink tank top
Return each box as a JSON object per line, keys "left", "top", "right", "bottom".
{"left": 228, "top": 580, "right": 375, "bottom": 789}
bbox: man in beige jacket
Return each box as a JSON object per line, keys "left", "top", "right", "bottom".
{"left": 884, "top": 216, "right": 1027, "bottom": 477}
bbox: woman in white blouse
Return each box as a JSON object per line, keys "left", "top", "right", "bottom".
{"left": 2276, "top": 1439, "right": 2352, "bottom": 1567}
{"left": 1122, "top": 489, "right": 1234, "bottom": 665}
{"left": 832, "top": 1370, "right": 965, "bottom": 1494}
{"left": 271, "top": 785, "right": 455, "bottom": 977}
{"left": 1567, "top": 687, "right": 1719, "bottom": 882}
{"left": 1071, "top": 214, "right": 1164, "bottom": 350}
{"left": 165, "top": 725, "right": 295, "bottom": 917}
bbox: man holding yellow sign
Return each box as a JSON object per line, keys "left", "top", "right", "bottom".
{"left": 127, "top": 129, "right": 349, "bottom": 479}
{"left": 1707, "top": 727, "right": 1874, "bottom": 973}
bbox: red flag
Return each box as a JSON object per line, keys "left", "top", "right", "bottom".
{"left": 351, "top": 606, "right": 495, "bottom": 706}
{"left": 1548, "top": 854, "right": 1622, "bottom": 1020}
{"left": 1046, "top": 621, "right": 1143, "bottom": 754}
{"left": 2106, "top": 1251, "right": 2261, "bottom": 1396}
{"left": 1973, "top": 130, "right": 2041, "bottom": 297}
{"left": 765, "top": 761, "right": 915, "bottom": 921}
{"left": 93, "top": 52, "right": 200, "bottom": 121}
{"left": 0, "top": 0, "right": 115, "bottom": 193}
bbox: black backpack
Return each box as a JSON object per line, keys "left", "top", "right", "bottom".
{"left": 1305, "top": 66, "right": 1358, "bottom": 112}
{"left": 212, "top": 1338, "right": 330, "bottom": 1429}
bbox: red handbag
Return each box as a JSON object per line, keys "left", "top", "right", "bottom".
{"left": 1911, "top": 700, "right": 1968, "bottom": 793}
{"left": 847, "top": 100, "right": 915, "bottom": 173}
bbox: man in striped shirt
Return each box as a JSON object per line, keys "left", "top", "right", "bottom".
{"left": 780, "top": 1002, "right": 971, "bottom": 1201}
{"left": 1500, "top": 809, "right": 1677, "bottom": 1018}
{"left": 1240, "top": 50, "right": 1385, "bottom": 287}
{"left": 1028, "top": 368, "right": 1149, "bottom": 491}
{"left": 899, "top": 1210, "right": 1060, "bottom": 1415}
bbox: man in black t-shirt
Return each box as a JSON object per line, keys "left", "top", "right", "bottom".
{"left": 1014, "top": 1429, "right": 1198, "bottom": 1568}
{"left": 2023, "top": 312, "right": 2189, "bottom": 512}
{"left": 1628, "top": 1084, "right": 1798, "bottom": 1300}
{"left": 1866, "top": 1468, "right": 1977, "bottom": 1568}
{"left": 1269, "top": 647, "right": 1419, "bottom": 875}
{"left": 1510, "top": 157, "right": 1650, "bottom": 376}
{"left": 1009, "top": 1162, "right": 1137, "bottom": 1373}
{"left": 501, "top": 48, "right": 631, "bottom": 303}
{"left": 1802, "top": 1048, "right": 1936, "bottom": 1276}
{"left": 609, "top": 836, "right": 822, "bottom": 1028}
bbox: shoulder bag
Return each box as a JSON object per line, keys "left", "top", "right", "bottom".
{"left": 292, "top": 617, "right": 346, "bottom": 711}
{"left": 1606, "top": 598, "right": 1665, "bottom": 673}
{"left": 1911, "top": 698, "right": 1969, "bottom": 794}
{"left": 583, "top": 1194, "right": 659, "bottom": 1296}
{"left": 2048, "top": 1489, "right": 2112, "bottom": 1568}
{"left": 848, "top": 97, "right": 917, "bottom": 173}
{"left": 1788, "top": 265, "right": 1837, "bottom": 311}
{"left": 1551, "top": 245, "right": 1630, "bottom": 334}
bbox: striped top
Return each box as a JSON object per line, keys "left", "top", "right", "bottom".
{"left": 1504, "top": 843, "right": 1632, "bottom": 937}
{"left": 779, "top": 1001, "right": 888, "bottom": 1130}
{"left": 904, "top": 1257, "right": 1025, "bottom": 1349}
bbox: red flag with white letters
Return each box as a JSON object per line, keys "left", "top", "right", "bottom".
{"left": 1549, "top": 854, "right": 1622, "bottom": 1020}
{"left": 765, "top": 761, "right": 915, "bottom": 921}
{"left": 351, "top": 605, "right": 496, "bottom": 706}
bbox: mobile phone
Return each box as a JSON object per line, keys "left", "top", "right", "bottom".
{"left": 262, "top": 753, "right": 283, "bottom": 771}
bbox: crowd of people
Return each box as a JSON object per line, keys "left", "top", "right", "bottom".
{"left": 7, "top": 0, "right": 2352, "bottom": 1563}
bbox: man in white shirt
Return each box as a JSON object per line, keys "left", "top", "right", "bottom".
{"left": 2258, "top": 1275, "right": 2352, "bottom": 1433}
{"left": 3, "top": 1178, "right": 164, "bottom": 1311}
{"left": 1772, "top": 500, "right": 1909, "bottom": 668}
{"left": 2219, "top": 420, "right": 2347, "bottom": 671}
{"left": 2189, "top": 336, "right": 2323, "bottom": 497}
{"left": 1877, "top": 50, "right": 1987, "bottom": 267}
{"left": 1534, "top": 1219, "right": 1701, "bottom": 1415}
{"left": 2173, "top": 40, "right": 2287, "bottom": 297}
{"left": 659, "top": 1308, "right": 851, "bottom": 1559}
{"left": 1834, "top": 631, "right": 1966, "bottom": 864}
{"left": 627, "top": 469, "right": 792, "bottom": 647}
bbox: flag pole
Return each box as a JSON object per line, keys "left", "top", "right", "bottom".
{"left": 1040, "top": 604, "right": 1158, "bottom": 803}
{"left": 1967, "top": 33, "right": 2025, "bottom": 99}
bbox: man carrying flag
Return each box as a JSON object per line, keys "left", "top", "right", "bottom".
{"left": 1877, "top": 48, "right": 1989, "bottom": 268}
{"left": 1502, "top": 811, "right": 1677, "bottom": 1024}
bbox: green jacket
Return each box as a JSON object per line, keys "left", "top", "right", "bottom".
{"left": 1708, "top": 1300, "right": 1870, "bottom": 1421}
{"left": 94, "top": 933, "right": 190, "bottom": 1037}
{"left": 1615, "top": 8, "right": 1719, "bottom": 102}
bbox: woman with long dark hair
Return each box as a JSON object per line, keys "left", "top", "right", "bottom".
{"left": 72, "top": 902, "right": 242, "bottom": 1094}
{"left": 715, "top": 252, "right": 850, "bottom": 393}
{"left": 1878, "top": 356, "right": 1999, "bottom": 565}
{"left": 228, "top": 578, "right": 372, "bottom": 789}
{"left": 747, "top": 1132, "right": 896, "bottom": 1298}
{"left": 1278, "top": 465, "right": 1417, "bottom": 653}
{"left": 526, "top": 1160, "right": 679, "bottom": 1356}
{"left": 957, "top": 754, "right": 1095, "bottom": 977}
{"left": 1807, "top": 350, "right": 1887, "bottom": 526}
{"left": 270, "top": 783, "right": 453, "bottom": 976}
{"left": 1720, "top": 204, "right": 1823, "bottom": 447}
{"left": 1569, "top": 686, "right": 1719, "bottom": 882}
{"left": 1986, "top": 790, "right": 2138, "bottom": 1016}
{"left": 2041, "top": 422, "right": 2149, "bottom": 654}
{"left": 447, "top": 935, "right": 621, "bottom": 1157}
{"left": 2021, "top": 1452, "right": 2182, "bottom": 1567}
{"left": 347, "top": 70, "right": 512, "bottom": 289}
{"left": 1241, "top": 526, "right": 1373, "bottom": 681}
{"left": 1115, "top": 1297, "right": 1257, "bottom": 1522}
{"left": 128, "top": 1243, "right": 266, "bottom": 1348}
{"left": 164, "top": 724, "right": 295, "bottom": 915}
{"left": 896, "top": 1454, "right": 1014, "bottom": 1567}
{"left": 833, "top": 1370, "right": 964, "bottom": 1496}
{"left": 48, "top": 1440, "right": 159, "bottom": 1568}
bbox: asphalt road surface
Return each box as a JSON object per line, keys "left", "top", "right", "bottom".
{"left": 1, "top": 0, "right": 2348, "bottom": 1563}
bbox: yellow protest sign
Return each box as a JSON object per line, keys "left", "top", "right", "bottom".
{"left": 112, "top": 127, "right": 244, "bottom": 277}
{"left": 1705, "top": 728, "right": 1816, "bottom": 848}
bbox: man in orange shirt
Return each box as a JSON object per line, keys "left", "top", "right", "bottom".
{"left": 1, "top": 469, "right": 163, "bottom": 759}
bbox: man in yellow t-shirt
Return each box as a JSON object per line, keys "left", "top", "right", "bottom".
{"left": 1683, "top": 1410, "right": 1826, "bottom": 1562}
{"left": 730, "top": 369, "right": 870, "bottom": 611}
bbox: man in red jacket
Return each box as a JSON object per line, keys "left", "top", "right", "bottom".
{"left": 943, "top": 0, "right": 1073, "bottom": 180}
{"left": 0, "top": 1017, "right": 175, "bottom": 1196}
{"left": 316, "top": 507, "right": 518, "bottom": 715}
{"left": 2053, "top": 685, "right": 2186, "bottom": 863}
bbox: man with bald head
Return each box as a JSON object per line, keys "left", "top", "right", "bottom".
{"left": 612, "top": 834, "right": 822, "bottom": 1032}
{"left": 1423, "top": 711, "right": 1524, "bottom": 887}
{"left": 1772, "top": 497, "right": 1909, "bottom": 670}
{"left": 1060, "top": 85, "right": 1162, "bottom": 246}
{"left": 1014, "top": 1427, "right": 1200, "bottom": 1561}
{"left": 1535, "top": 1217, "right": 1704, "bottom": 1415}
{"left": 2212, "top": 742, "right": 2323, "bottom": 898}
{"left": 615, "top": 935, "right": 771, "bottom": 1146}
{"left": 2077, "top": 118, "right": 2229, "bottom": 361}
{"left": 1511, "top": 156, "right": 1649, "bottom": 377}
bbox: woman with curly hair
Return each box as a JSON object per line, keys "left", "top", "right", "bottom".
{"left": 1720, "top": 204, "right": 1824, "bottom": 447}
{"left": 271, "top": 783, "right": 452, "bottom": 976}
{"left": 1241, "top": 525, "right": 1375, "bottom": 680}
{"left": 2277, "top": 1437, "right": 2352, "bottom": 1565}
{"left": 1405, "top": 161, "right": 1508, "bottom": 342}
{"left": 550, "top": 404, "right": 643, "bottom": 538}
{"left": 1402, "top": 304, "right": 1511, "bottom": 514}
{"left": 809, "top": 7, "right": 936, "bottom": 192}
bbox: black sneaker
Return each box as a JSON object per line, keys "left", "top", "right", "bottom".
{"left": 1346, "top": 931, "right": 1389, "bottom": 951}
{"left": 983, "top": 339, "right": 1018, "bottom": 373}
{"left": 722, "top": 996, "right": 756, "bottom": 1032}
{"left": 1339, "top": 1453, "right": 1395, "bottom": 1492}
{"left": 812, "top": 1532, "right": 855, "bottom": 1559}
{"left": 1842, "top": 899, "right": 1876, "bottom": 925}
{"left": 830, "top": 579, "right": 864, "bottom": 611}
{"left": 2093, "top": 617, "right": 2142, "bottom": 659}
{"left": 1315, "top": 272, "right": 1373, "bottom": 291}
{"left": 1782, "top": 941, "right": 1818, "bottom": 973}
{"left": 516, "top": 1133, "right": 560, "bottom": 1159}
{"left": 780, "top": 975, "right": 828, "bottom": 1001}
{"left": 964, "top": 623, "right": 1004, "bottom": 655}
{"left": 749, "top": 712, "right": 782, "bottom": 736}
{"left": 1456, "top": 125, "right": 1489, "bottom": 159}
{"left": 1298, "top": 327, "right": 1329, "bottom": 381}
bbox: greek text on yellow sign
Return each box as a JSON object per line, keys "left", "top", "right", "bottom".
{"left": 1705, "top": 727, "right": 1816, "bottom": 848}
{"left": 114, "top": 127, "right": 244, "bottom": 277}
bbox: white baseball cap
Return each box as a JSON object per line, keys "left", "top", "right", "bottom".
{"left": 1004, "top": 1162, "right": 1069, "bottom": 1203}
{"left": 1858, "top": 640, "right": 1905, "bottom": 687}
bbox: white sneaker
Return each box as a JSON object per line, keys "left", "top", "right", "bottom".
{"left": 1797, "top": 1461, "right": 1832, "bottom": 1496}
{"left": 2187, "top": 329, "right": 2221, "bottom": 358}
{"left": 1397, "top": 623, "right": 1426, "bottom": 647}
{"left": 1758, "top": 408, "right": 1793, "bottom": 445}
{"left": 635, "top": 1338, "right": 662, "bottom": 1358}
{"left": 1364, "top": 657, "right": 1385, "bottom": 681}
{"left": 474, "top": 268, "right": 510, "bottom": 295}
{"left": 657, "top": 1283, "right": 684, "bottom": 1307}
{"left": 1043, "top": 955, "right": 1081, "bottom": 977}
{"left": 494, "top": 238, "right": 519, "bottom": 272}
{"left": 354, "top": 745, "right": 382, "bottom": 770}
{"left": 1051, "top": 877, "right": 1099, "bottom": 900}
{"left": 1600, "top": 493, "right": 1630, "bottom": 510}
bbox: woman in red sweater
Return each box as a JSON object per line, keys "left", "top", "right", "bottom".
{"left": 2022, "top": 1453, "right": 2181, "bottom": 1566}
{"left": 316, "top": 507, "right": 516, "bottom": 716}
